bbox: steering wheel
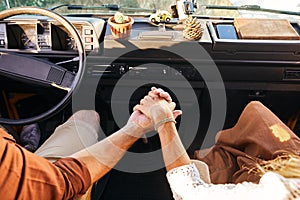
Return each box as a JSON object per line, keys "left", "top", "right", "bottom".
{"left": 0, "top": 7, "right": 85, "bottom": 125}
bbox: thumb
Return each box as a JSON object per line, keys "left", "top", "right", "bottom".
{"left": 170, "top": 102, "right": 176, "bottom": 110}
{"left": 173, "top": 110, "right": 182, "bottom": 119}
{"left": 133, "top": 104, "right": 141, "bottom": 112}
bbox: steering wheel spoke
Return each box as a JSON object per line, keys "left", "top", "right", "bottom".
{"left": 0, "top": 52, "right": 74, "bottom": 89}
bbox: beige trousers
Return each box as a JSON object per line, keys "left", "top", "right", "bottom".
{"left": 35, "top": 110, "right": 100, "bottom": 160}
{"left": 35, "top": 110, "right": 100, "bottom": 199}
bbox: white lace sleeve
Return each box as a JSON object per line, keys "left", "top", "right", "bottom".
{"left": 166, "top": 163, "right": 291, "bottom": 200}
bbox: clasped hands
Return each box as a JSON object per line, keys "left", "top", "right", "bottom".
{"left": 128, "top": 87, "right": 182, "bottom": 135}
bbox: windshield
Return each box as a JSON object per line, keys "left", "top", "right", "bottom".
{"left": 3, "top": 0, "right": 300, "bottom": 20}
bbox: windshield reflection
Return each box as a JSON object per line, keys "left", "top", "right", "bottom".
{"left": 2, "top": 0, "right": 300, "bottom": 20}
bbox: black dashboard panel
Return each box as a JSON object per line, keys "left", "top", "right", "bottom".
{"left": 91, "top": 18, "right": 300, "bottom": 88}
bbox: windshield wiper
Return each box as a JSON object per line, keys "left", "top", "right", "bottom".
{"left": 49, "top": 4, "right": 156, "bottom": 13}
{"left": 4, "top": 0, "right": 10, "bottom": 9}
{"left": 204, "top": 5, "right": 300, "bottom": 17}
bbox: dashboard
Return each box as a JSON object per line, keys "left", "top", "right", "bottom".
{"left": 1, "top": 14, "right": 300, "bottom": 94}
{"left": 0, "top": 16, "right": 105, "bottom": 54}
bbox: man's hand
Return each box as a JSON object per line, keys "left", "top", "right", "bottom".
{"left": 150, "top": 87, "right": 172, "bottom": 102}
{"left": 133, "top": 87, "right": 182, "bottom": 125}
{"left": 134, "top": 94, "right": 172, "bottom": 123}
{"left": 127, "top": 110, "right": 153, "bottom": 134}
{"left": 149, "top": 87, "right": 182, "bottom": 119}
{"left": 128, "top": 87, "right": 182, "bottom": 134}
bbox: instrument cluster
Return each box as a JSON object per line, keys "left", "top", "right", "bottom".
{"left": 0, "top": 16, "right": 104, "bottom": 54}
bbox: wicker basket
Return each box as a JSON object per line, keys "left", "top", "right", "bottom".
{"left": 108, "top": 16, "right": 134, "bottom": 39}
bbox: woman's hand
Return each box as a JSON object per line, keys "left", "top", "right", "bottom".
{"left": 126, "top": 110, "right": 153, "bottom": 134}
{"left": 129, "top": 87, "right": 182, "bottom": 134}
{"left": 149, "top": 87, "right": 182, "bottom": 119}
{"left": 133, "top": 87, "right": 182, "bottom": 125}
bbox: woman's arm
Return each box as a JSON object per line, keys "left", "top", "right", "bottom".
{"left": 134, "top": 92, "right": 190, "bottom": 171}
{"left": 152, "top": 107, "right": 191, "bottom": 171}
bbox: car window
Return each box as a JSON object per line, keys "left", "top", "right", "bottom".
{"left": 5, "top": 0, "right": 300, "bottom": 20}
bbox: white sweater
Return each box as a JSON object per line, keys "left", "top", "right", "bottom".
{"left": 166, "top": 161, "right": 300, "bottom": 200}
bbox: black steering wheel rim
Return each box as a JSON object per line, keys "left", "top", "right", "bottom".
{"left": 0, "top": 7, "right": 85, "bottom": 125}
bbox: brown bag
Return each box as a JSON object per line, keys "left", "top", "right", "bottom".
{"left": 194, "top": 101, "right": 300, "bottom": 184}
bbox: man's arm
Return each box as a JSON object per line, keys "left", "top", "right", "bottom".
{"left": 71, "top": 87, "right": 183, "bottom": 183}
{"left": 69, "top": 111, "right": 149, "bottom": 183}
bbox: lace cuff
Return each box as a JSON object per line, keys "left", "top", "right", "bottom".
{"left": 167, "top": 163, "right": 201, "bottom": 180}
{"left": 191, "top": 159, "right": 211, "bottom": 183}
{"left": 167, "top": 163, "right": 205, "bottom": 200}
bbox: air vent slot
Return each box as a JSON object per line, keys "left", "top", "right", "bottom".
{"left": 139, "top": 31, "right": 174, "bottom": 40}
{"left": 284, "top": 69, "right": 300, "bottom": 80}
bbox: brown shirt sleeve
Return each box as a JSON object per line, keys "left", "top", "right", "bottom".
{"left": 54, "top": 157, "right": 92, "bottom": 198}
{"left": 0, "top": 128, "right": 91, "bottom": 200}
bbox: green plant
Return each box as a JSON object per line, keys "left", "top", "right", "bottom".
{"left": 114, "top": 12, "right": 125, "bottom": 24}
